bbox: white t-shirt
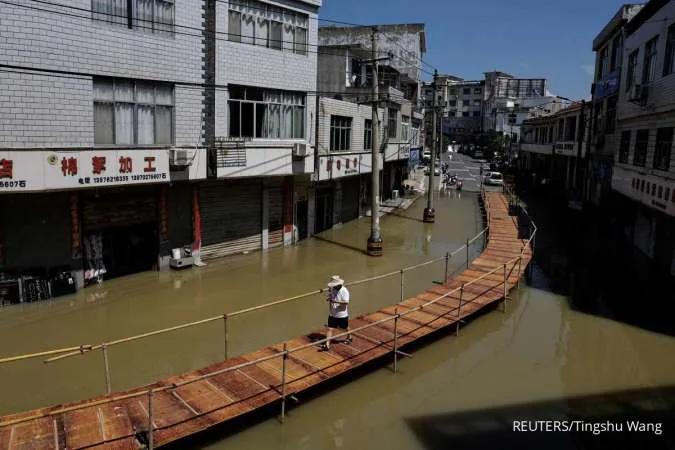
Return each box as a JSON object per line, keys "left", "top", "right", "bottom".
{"left": 328, "top": 286, "right": 350, "bottom": 318}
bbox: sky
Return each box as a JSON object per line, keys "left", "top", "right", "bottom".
{"left": 319, "top": 0, "right": 631, "bottom": 100}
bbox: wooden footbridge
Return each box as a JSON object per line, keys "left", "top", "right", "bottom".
{"left": 0, "top": 189, "right": 535, "bottom": 449}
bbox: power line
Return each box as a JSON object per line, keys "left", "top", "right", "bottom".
{"left": 0, "top": 64, "right": 409, "bottom": 101}
{"left": 2, "top": 0, "right": 435, "bottom": 77}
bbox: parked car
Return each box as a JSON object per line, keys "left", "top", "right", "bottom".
{"left": 434, "top": 166, "right": 441, "bottom": 176}
{"left": 484, "top": 172, "right": 504, "bottom": 186}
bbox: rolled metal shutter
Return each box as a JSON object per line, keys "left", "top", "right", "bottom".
{"left": 81, "top": 187, "right": 157, "bottom": 231}
{"left": 199, "top": 179, "right": 262, "bottom": 260}
{"left": 340, "top": 177, "right": 360, "bottom": 223}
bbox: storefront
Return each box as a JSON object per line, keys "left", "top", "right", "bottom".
{"left": 198, "top": 178, "right": 263, "bottom": 260}
{"left": 0, "top": 148, "right": 171, "bottom": 299}
{"left": 80, "top": 186, "right": 160, "bottom": 284}
{"left": 340, "top": 176, "right": 361, "bottom": 223}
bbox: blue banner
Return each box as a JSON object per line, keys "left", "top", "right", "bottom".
{"left": 409, "top": 148, "right": 420, "bottom": 165}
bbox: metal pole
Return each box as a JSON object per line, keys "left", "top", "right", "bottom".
{"left": 367, "top": 27, "right": 383, "bottom": 256}
{"left": 280, "top": 343, "right": 288, "bottom": 423}
{"left": 502, "top": 263, "right": 507, "bottom": 313}
{"left": 423, "top": 70, "right": 438, "bottom": 223}
{"left": 444, "top": 252, "right": 450, "bottom": 281}
{"left": 465, "top": 238, "right": 470, "bottom": 269}
{"left": 393, "top": 308, "right": 399, "bottom": 373}
{"left": 456, "top": 284, "right": 463, "bottom": 336}
{"left": 102, "top": 344, "right": 111, "bottom": 395}
{"left": 223, "top": 314, "right": 229, "bottom": 360}
{"left": 147, "top": 390, "right": 154, "bottom": 450}
{"left": 399, "top": 269, "right": 404, "bottom": 303}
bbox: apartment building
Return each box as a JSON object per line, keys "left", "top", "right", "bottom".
{"left": 0, "top": 0, "right": 321, "bottom": 301}
{"left": 201, "top": 0, "right": 320, "bottom": 259}
{"left": 587, "top": 4, "right": 644, "bottom": 207}
{"left": 610, "top": 0, "right": 675, "bottom": 276}
{"left": 520, "top": 103, "right": 589, "bottom": 193}
{"left": 318, "top": 24, "right": 425, "bottom": 222}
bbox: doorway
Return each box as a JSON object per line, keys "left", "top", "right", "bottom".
{"left": 315, "top": 191, "right": 333, "bottom": 233}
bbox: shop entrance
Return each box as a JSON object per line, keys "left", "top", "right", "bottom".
{"left": 80, "top": 187, "right": 159, "bottom": 284}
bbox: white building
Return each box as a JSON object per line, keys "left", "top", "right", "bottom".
{"left": 0, "top": 0, "right": 321, "bottom": 299}
{"left": 520, "top": 103, "right": 590, "bottom": 192}
{"left": 611, "top": 0, "right": 675, "bottom": 276}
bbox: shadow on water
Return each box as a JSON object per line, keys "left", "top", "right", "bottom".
{"left": 311, "top": 234, "right": 368, "bottom": 256}
{"left": 404, "top": 386, "right": 675, "bottom": 450}
{"left": 518, "top": 189, "right": 675, "bottom": 338}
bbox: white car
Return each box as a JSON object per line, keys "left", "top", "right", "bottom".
{"left": 484, "top": 172, "right": 504, "bottom": 186}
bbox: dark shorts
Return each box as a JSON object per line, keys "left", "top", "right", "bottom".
{"left": 327, "top": 316, "right": 349, "bottom": 330}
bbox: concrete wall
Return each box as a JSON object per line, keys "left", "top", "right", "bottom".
{"left": 317, "top": 98, "right": 383, "bottom": 155}
{"left": 0, "top": 0, "right": 205, "bottom": 149}
{"left": 318, "top": 25, "right": 424, "bottom": 85}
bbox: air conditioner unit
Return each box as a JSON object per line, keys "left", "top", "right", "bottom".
{"left": 170, "top": 149, "right": 189, "bottom": 166}
{"left": 292, "top": 143, "right": 308, "bottom": 158}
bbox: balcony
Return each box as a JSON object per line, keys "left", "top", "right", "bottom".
{"left": 520, "top": 143, "right": 552, "bottom": 155}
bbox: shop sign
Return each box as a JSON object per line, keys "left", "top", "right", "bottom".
{"left": 594, "top": 70, "right": 620, "bottom": 100}
{"left": 0, "top": 150, "right": 170, "bottom": 193}
{"left": 318, "top": 154, "right": 369, "bottom": 181}
{"left": 612, "top": 165, "right": 675, "bottom": 218}
{"left": 553, "top": 142, "right": 577, "bottom": 157}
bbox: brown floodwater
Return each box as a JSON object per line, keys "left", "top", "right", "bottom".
{"left": 0, "top": 183, "right": 482, "bottom": 415}
{"left": 2, "top": 178, "right": 675, "bottom": 450}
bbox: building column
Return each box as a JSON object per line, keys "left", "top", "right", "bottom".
{"left": 262, "top": 188, "right": 269, "bottom": 250}
{"left": 282, "top": 176, "right": 294, "bottom": 246}
{"left": 308, "top": 188, "right": 316, "bottom": 237}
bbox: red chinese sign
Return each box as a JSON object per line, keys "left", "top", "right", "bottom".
{"left": 61, "top": 157, "right": 78, "bottom": 176}
{"left": 144, "top": 156, "right": 156, "bottom": 172}
{"left": 0, "top": 159, "right": 13, "bottom": 179}
{"left": 119, "top": 156, "right": 132, "bottom": 173}
{"left": 92, "top": 156, "right": 106, "bottom": 175}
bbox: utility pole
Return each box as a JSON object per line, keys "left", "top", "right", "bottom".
{"left": 366, "top": 27, "right": 383, "bottom": 256}
{"left": 423, "top": 69, "right": 438, "bottom": 223}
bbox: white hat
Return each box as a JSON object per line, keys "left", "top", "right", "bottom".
{"left": 327, "top": 275, "right": 344, "bottom": 287}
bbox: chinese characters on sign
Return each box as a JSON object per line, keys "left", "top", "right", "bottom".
{"left": 0, "top": 158, "right": 27, "bottom": 189}
{"left": 319, "top": 155, "right": 368, "bottom": 181}
{"left": 0, "top": 150, "right": 170, "bottom": 192}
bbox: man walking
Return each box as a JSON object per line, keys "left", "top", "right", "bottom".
{"left": 321, "top": 275, "right": 351, "bottom": 351}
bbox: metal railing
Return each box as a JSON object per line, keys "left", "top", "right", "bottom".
{"left": 0, "top": 187, "right": 536, "bottom": 450}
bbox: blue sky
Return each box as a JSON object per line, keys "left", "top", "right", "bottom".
{"left": 319, "top": 0, "right": 629, "bottom": 100}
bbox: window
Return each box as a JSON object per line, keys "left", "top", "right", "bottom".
{"left": 610, "top": 34, "right": 623, "bottom": 71}
{"left": 643, "top": 36, "right": 659, "bottom": 84}
{"left": 626, "top": 50, "right": 638, "bottom": 91}
{"left": 654, "top": 127, "right": 673, "bottom": 171}
{"left": 633, "top": 129, "right": 649, "bottom": 167}
{"left": 94, "top": 78, "right": 174, "bottom": 145}
{"left": 473, "top": 111, "right": 481, "bottom": 117}
{"left": 449, "top": 100, "right": 457, "bottom": 107}
{"left": 228, "top": 0, "right": 308, "bottom": 55}
{"left": 664, "top": 24, "right": 675, "bottom": 76}
{"left": 473, "top": 99, "right": 481, "bottom": 106}
{"left": 605, "top": 96, "right": 617, "bottom": 133}
{"left": 462, "top": 111, "right": 469, "bottom": 117}
{"left": 92, "top": 0, "right": 175, "bottom": 36}
{"left": 473, "top": 88, "right": 481, "bottom": 95}
{"left": 463, "top": 88, "right": 470, "bottom": 96}
{"left": 598, "top": 46, "right": 609, "bottom": 80}
{"left": 618, "top": 130, "right": 631, "bottom": 163}
{"left": 557, "top": 119, "right": 565, "bottom": 140}
{"left": 364, "top": 119, "right": 372, "bottom": 150}
{"left": 388, "top": 108, "right": 398, "bottom": 138}
{"left": 330, "top": 116, "right": 352, "bottom": 151}
{"left": 228, "top": 85, "right": 305, "bottom": 139}
{"left": 401, "top": 115, "right": 410, "bottom": 141}
{"left": 449, "top": 88, "right": 456, "bottom": 95}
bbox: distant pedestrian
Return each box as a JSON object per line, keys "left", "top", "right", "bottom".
{"left": 321, "top": 275, "right": 351, "bottom": 351}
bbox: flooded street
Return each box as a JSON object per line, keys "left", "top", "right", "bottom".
{"left": 0, "top": 172, "right": 481, "bottom": 415}
{"left": 2, "top": 156, "right": 675, "bottom": 449}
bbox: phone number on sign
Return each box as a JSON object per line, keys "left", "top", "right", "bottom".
{"left": 0, "top": 180, "right": 27, "bottom": 188}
